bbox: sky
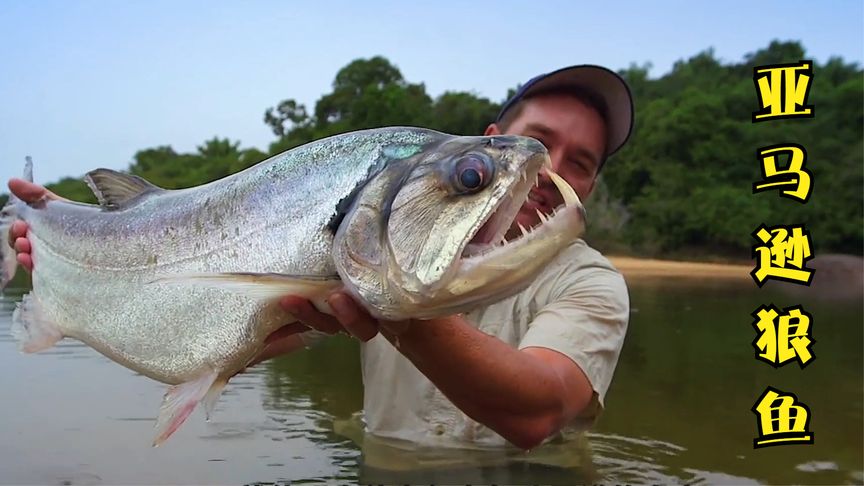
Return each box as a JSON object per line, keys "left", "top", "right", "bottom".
{"left": 1, "top": 0, "right": 862, "bottom": 187}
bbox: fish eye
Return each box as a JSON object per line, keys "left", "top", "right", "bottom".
{"left": 452, "top": 154, "right": 492, "bottom": 193}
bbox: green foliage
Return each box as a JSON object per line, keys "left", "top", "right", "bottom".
{"left": 46, "top": 177, "right": 97, "bottom": 203}
{"left": 426, "top": 91, "right": 501, "bottom": 135}
{"left": 602, "top": 40, "right": 862, "bottom": 257}
{"left": 2, "top": 42, "right": 860, "bottom": 259}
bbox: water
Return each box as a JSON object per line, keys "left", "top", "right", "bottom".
{"left": 0, "top": 276, "right": 861, "bottom": 485}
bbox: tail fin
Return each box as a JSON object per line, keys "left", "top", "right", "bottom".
{"left": 1, "top": 157, "right": 34, "bottom": 288}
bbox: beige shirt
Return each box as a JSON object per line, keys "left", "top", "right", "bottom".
{"left": 348, "top": 239, "right": 631, "bottom": 450}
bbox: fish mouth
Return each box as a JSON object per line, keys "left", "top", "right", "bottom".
{"left": 437, "top": 156, "right": 586, "bottom": 304}
{"left": 460, "top": 158, "right": 584, "bottom": 260}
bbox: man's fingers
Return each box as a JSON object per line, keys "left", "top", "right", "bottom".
{"left": 8, "top": 178, "right": 51, "bottom": 203}
{"left": 265, "top": 322, "right": 310, "bottom": 344}
{"left": 280, "top": 296, "right": 344, "bottom": 335}
{"left": 14, "top": 237, "right": 31, "bottom": 254}
{"left": 17, "top": 253, "right": 33, "bottom": 272}
{"left": 11, "top": 221, "right": 29, "bottom": 241}
{"left": 329, "top": 292, "right": 379, "bottom": 342}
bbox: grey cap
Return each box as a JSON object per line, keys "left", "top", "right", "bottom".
{"left": 496, "top": 64, "right": 634, "bottom": 157}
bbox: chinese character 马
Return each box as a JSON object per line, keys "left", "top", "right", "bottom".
{"left": 752, "top": 387, "right": 814, "bottom": 448}
{"left": 753, "top": 144, "right": 812, "bottom": 203}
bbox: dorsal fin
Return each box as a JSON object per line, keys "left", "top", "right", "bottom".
{"left": 84, "top": 169, "right": 164, "bottom": 209}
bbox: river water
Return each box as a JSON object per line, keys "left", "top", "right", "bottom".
{"left": 0, "top": 275, "right": 861, "bottom": 485}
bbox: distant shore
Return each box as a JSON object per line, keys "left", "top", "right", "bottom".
{"left": 608, "top": 253, "right": 863, "bottom": 300}
{"left": 608, "top": 255, "right": 755, "bottom": 281}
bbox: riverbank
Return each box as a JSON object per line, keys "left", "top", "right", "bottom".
{"left": 608, "top": 253, "right": 863, "bottom": 300}
{"left": 608, "top": 256, "right": 752, "bottom": 281}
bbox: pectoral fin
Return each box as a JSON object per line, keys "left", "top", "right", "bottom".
{"left": 149, "top": 272, "right": 342, "bottom": 301}
{"left": 202, "top": 378, "right": 228, "bottom": 422}
{"left": 152, "top": 370, "right": 219, "bottom": 447}
{"left": 11, "top": 293, "right": 64, "bottom": 353}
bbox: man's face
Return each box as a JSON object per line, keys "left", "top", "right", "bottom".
{"left": 485, "top": 93, "right": 607, "bottom": 239}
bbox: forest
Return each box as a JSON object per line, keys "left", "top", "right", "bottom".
{"left": 3, "top": 40, "right": 861, "bottom": 260}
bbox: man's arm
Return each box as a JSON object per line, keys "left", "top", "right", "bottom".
{"left": 283, "top": 292, "right": 595, "bottom": 450}
{"left": 384, "top": 313, "right": 594, "bottom": 450}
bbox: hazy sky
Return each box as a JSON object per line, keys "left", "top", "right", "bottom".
{"left": 1, "top": 0, "right": 862, "bottom": 186}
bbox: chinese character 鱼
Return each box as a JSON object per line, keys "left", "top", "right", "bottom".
{"left": 753, "top": 61, "right": 815, "bottom": 122}
{"left": 751, "top": 224, "right": 815, "bottom": 286}
{"left": 752, "top": 304, "right": 815, "bottom": 368}
{"left": 753, "top": 144, "right": 812, "bottom": 203}
{"left": 752, "top": 387, "right": 814, "bottom": 448}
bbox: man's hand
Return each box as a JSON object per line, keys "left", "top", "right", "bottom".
{"left": 6, "top": 178, "right": 61, "bottom": 272}
{"left": 248, "top": 291, "right": 400, "bottom": 366}
{"left": 278, "top": 292, "right": 387, "bottom": 342}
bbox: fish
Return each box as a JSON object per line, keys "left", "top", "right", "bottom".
{"left": 0, "top": 126, "right": 586, "bottom": 446}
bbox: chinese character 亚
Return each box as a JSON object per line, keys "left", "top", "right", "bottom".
{"left": 752, "top": 61, "right": 815, "bottom": 122}
{"left": 751, "top": 224, "right": 815, "bottom": 286}
{"left": 752, "top": 304, "right": 815, "bottom": 368}
{"left": 753, "top": 144, "right": 812, "bottom": 203}
{"left": 752, "top": 387, "right": 814, "bottom": 448}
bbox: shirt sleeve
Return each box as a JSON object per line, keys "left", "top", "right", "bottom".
{"left": 517, "top": 258, "right": 630, "bottom": 422}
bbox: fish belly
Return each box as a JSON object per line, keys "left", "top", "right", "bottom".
{"left": 24, "top": 220, "right": 311, "bottom": 385}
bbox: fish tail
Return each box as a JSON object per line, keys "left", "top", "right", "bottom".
{"left": 1, "top": 157, "right": 34, "bottom": 288}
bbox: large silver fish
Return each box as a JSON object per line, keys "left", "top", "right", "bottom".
{"left": 0, "top": 126, "right": 585, "bottom": 445}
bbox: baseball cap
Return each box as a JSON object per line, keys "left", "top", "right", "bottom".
{"left": 496, "top": 64, "right": 634, "bottom": 158}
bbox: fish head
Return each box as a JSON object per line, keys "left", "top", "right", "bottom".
{"left": 333, "top": 132, "right": 586, "bottom": 320}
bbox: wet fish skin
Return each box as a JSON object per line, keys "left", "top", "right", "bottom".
{"left": 8, "top": 128, "right": 446, "bottom": 385}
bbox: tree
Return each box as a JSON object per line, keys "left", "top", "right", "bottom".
{"left": 264, "top": 99, "right": 311, "bottom": 137}
{"left": 311, "top": 56, "right": 431, "bottom": 132}
{"left": 427, "top": 91, "right": 501, "bottom": 135}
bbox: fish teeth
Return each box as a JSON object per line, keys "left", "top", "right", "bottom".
{"left": 545, "top": 169, "right": 580, "bottom": 207}
{"left": 518, "top": 223, "right": 529, "bottom": 236}
{"left": 535, "top": 209, "right": 549, "bottom": 223}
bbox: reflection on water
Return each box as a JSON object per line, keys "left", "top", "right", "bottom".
{"left": 0, "top": 276, "right": 861, "bottom": 485}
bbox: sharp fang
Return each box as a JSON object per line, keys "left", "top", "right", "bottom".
{"left": 518, "top": 223, "right": 529, "bottom": 236}
{"left": 535, "top": 209, "right": 549, "bottom": 223}
{"left": 545, "top": 169, "right": 580, "bottom": 207}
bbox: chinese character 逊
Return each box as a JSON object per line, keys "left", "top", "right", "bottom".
{"left": 753, "top": 61, "right": 815, "bottom": 122}
{"left": 752, "top": 304, "right": 815, "bottom": 368}
{"left": 752, "top": 387, "right": 814, "bottom": 448}
{"left": 751, "top": 224, "right": 815, "bottom": 286}
{"left": 753, "top": 144, "right": 812, "bottom": 203}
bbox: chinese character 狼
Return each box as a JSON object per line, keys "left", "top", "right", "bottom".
{"left": 752, "top": 304, "right": 815, "bottom": 368}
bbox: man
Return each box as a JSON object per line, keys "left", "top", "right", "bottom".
{"left": 8, "top": 65, "right": 633, "bottom": 454}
